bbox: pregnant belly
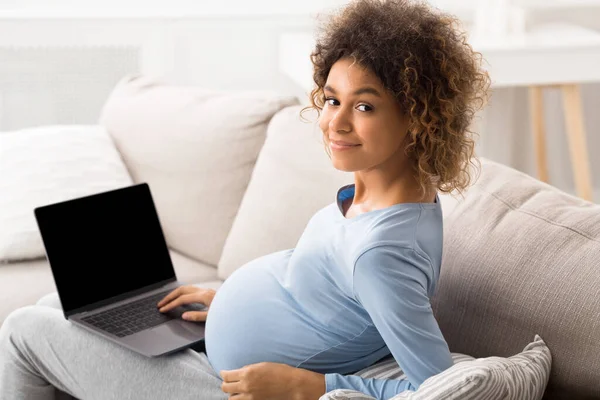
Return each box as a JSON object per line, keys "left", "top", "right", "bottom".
{"left": 204, "top": 250, "right": 328, "bottom": 374}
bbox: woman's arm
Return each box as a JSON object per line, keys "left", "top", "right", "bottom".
{"left": 324, "top": 245, "right": 454, "bottom": 399}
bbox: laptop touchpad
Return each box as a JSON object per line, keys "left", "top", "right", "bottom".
{"left": 150, "top": 320, "right": 205, "bottom": 341}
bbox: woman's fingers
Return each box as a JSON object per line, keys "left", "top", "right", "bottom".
{"left": 157, "top": 285, "right": 198, "bottom": 308}
{"left": 158, "top": 293, "right": 202, "bottom": 312}
{"left": 221, "top": 381, "right": 245, "bottom": 395}
{"left": 182, "top": 311, "right": 209, "bottom": 322}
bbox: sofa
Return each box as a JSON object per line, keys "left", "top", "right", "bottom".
{"left": 1, "top": 74, "right": 599, "bottom": 399}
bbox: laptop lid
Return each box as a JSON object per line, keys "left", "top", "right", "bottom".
{"left": 34, "top": 183, "right": 177, "bottom": 318}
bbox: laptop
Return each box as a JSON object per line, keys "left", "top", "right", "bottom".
{"left": 34, "top": 183, "right": 207, "bottom": 357}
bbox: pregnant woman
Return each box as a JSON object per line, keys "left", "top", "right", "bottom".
{"left": 0, "top": 0, "right": 489, "bottom": 399}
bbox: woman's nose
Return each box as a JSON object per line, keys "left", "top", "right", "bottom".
{"left": 329, "top": 109, "right": 352, "bottom": 133}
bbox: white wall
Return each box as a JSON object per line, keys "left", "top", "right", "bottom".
{"left": 0, "top": 1, "right": 599, "bottom": 199}
{"left": 0, "top": 0, "right": 348, "bottom": 14}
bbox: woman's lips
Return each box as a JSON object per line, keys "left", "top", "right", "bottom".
{"left": 330, "top": 142, "right": 360, "bottom": 151}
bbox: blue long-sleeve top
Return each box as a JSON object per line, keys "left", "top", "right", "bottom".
{"left": 205, "top": 184, "right": 454, "bottom": 399}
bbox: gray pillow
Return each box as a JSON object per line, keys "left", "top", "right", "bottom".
{"left": 320, "top": 335, "right": 551, "bottom": 400}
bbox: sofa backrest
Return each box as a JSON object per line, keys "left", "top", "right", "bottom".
{"left": 433, "top": 158, "right": 600, "bottom": 399}
{"left": 98, "top": 74, "right": 298, "bottom": 267}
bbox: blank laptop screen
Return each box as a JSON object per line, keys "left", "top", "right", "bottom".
{"left": 34, "top": 183, "right": 176, "bottom": 314}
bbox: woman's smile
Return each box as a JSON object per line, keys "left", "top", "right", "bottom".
{"left": 330, "top": 141, "right": 361, "bottom": 151}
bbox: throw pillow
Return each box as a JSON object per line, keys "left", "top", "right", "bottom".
{"left": 319, "top": 335, "right": 551, "bottom": 400}
{"left": 99, "top": 74, "right": 299, "bottom": 267}
{"left": 0, "top": 125, "right": 133, "bottom": 262}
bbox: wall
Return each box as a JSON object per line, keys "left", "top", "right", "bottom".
{"left": 0, "top": 2, "right": 599, "bottom": 199}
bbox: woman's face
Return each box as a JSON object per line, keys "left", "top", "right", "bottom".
{"left": 319, "top": 57, "right": 411, "bottom": 173}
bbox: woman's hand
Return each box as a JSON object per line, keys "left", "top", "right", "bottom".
{"left": 156, "top": 285, "right": 216, "bottom": 322}
{"left": 220, "top": 362, "right": 326, "bottom": 400}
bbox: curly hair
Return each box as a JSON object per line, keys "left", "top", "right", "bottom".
{"left": 301, "top": 0, "right": 491, "bottom": 195}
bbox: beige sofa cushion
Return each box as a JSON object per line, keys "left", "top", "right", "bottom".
{"left": 98, "top": 75, "right": 298, "bottom": 266}
{"left": 432, "top": 157, "right": 600, "bottom": 399}
{"left": 217, "top": 105, "right": 353, "bottom": 280}
{"left": 0, "top": 249, "right": 220, "bottom": 325}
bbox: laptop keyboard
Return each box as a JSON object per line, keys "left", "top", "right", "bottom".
{"left": 81, "top": 290, "right": 173, "bottom": 338}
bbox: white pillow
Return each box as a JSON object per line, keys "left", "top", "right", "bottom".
{"left": 320, "top": 335, "right": 551, "bottom": 400}
{"left": 0, "top": 125, "right": 133, "bottom": 262}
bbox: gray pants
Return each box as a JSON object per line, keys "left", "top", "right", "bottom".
{"left": 0, "top": 292, "right": 228, "bottom": 400}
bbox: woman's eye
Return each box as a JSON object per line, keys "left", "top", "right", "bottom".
{"left": 324, "top": 98, "right": 372, "bottom": 112}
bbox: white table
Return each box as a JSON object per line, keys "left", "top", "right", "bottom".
{"left": 279, "top": 23, "right": 600, "bottom": 201}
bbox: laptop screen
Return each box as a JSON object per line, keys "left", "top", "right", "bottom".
{"left": 34, "top": 183, "right": 176, "bottom": 315}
